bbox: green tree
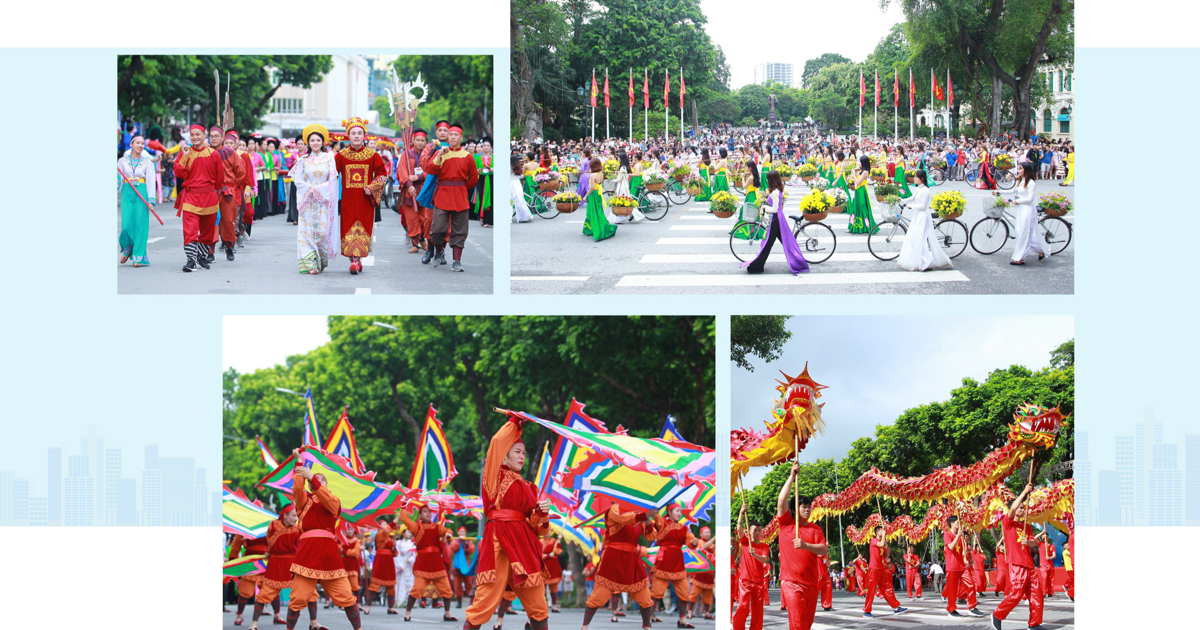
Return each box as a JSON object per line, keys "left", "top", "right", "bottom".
{"left": 801, "top": 53, "right": 852, "bottom": 86}
{"left": 392, "top": 55, "right": 494, "bottom": 139}
{"left": 730, "top": 316, "right": 793, "bottom": 372}
{"left": 1050, "top": 339, "right": 1074, "bottom": 370}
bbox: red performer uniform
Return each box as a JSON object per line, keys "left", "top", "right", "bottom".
{"left": 862, "top": 541, "right": 901, "bottom": 613}
{"left": 424, "top": 133, "right": 480, "bottom": 259}
{"left": 585, "top": 505, "right": 657, "bottom": 610}
{"left": 689, "top": 537, "right": 715, "bottom": 609}
{"left": 395, "top": 136, "right": 434, "bottom": 249}
{"left": 852, "top": 557, "right": 868, "bottom": 597}
{"left": 452, "top": 531, "right": 478, "bottom": 603}
{"left": 993, "top": 548, "right": 1009, "bottom": 595}
{"left": 972, "top": 550, "right": 988, "bottom": 594}
{"left": 216, "top": 131, "right": 249, "bottom": 253}
{"left": 649, "top": 515, "right": 698, "bottom": 610}
{"left": 256, "top": 510, "right": 300, "bottom": 607}
{"left": 229, "top": 534, "right": 268, "bottom": 616}
{"left": 333, "top": 123, "right": 387, "bottom": 260}
{"left": 1039, "top": 540, "right": 1056, "bottom": 597}
{"left": 941, "top": 529, "right": 977, "bottom": 613}
{"left": 173, "top": 132, "right": 223, "bottom": 267}
{"left": 237, "top": 147, "right": 256, "bottom": 232}
{"left": 286, "top": 466, "right": 362, "bottom": 630}
{"left": 462, "top": 415, "right": 551, "bottom": 629}
{"left": 341, "top": 534, "right": 363, "bottom": 593}
{"left": 778, "top": 511, "right": 827, "bottom": 630}
{"left": 904, "top": 552, "right": 922, "bottom": 598}
{"left": 732, "top": 533, "right": 768, "bottom": 630}
{"left": 368, "top": 524, "right": 399, "bottom": 604}
{"left": 818, "top": 556, "right": 833, "bottom": 610}
{"left": 993, "top": 515, "right": 1043, "bottom": 627}
{"left": 541, "top": 536, "right": 563, "bottom": 584}
{"left": 1064, "top": 534, "right": 1074, "bottom": 600}
{"left": 397, "top": 511, "right": 453, "bottom": 601}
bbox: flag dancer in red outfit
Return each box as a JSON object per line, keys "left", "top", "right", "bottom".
{"left": 340, "top": 528, "right": 364, "bottom": 609}
{"left": 333, "top": 117, "right": 387, "bottom": 274}
{"left": 776, "top": 463, "right": 829, "bottom": 630}
{"left": 174, "top": 124, "right": 223, "bottom": 271}
{"left": 989, "top": 482, "right": 1045, "bottom": 630}
{"left": 398, "top": 505, "right": 456, "bottom": 620}
{"left": 423, "top": 122, "right": 480, "bottom": 272}
{"left": 650, "top": 504, "right": 700, "bottom": 626}
{"left": 285, "top": 454, "right": 363, "bottom": 630}
{"left": 580, "top": 503, "right": 657, "bottom": 630}
{"left": 861, "top": 526, "right": 907, "bottom": 618}
{"left": 904, "top": 545, "right": 922, "bottom": 599}
{"left": 732, "top": 502, "right": 768, "bottom": 630}
{"left": 251, "top": 505, "right": 299, "bottom": 629}
{"left": 364, "top": 517, "right": 399, "bottom": 614}
{"left": 540, "top": 534, "right": 563, "bottom": 612}
{"left": 229, "top": 532, "right": 268, "bottom": 626}
{"left": 689, "top": 527, "right": 715, "bottom": 618}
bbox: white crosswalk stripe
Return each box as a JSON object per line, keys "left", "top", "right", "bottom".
{"left": 615, "top": 270, "right": 968, "bottom": 287}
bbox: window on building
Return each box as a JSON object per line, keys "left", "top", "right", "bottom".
{"left": 1058, "top": 71, "right": 1063, "bottom": 92}
{"left": 1043, "top": 109, "right": 1052, "bottom": 133}
{"left": 271, "top": 98, "right": 303, "bottom": 114}
{"left": 1065, "top": 73, "right": 1072, "bottom": 91}
{"left": 1049, "top": 72, "right": 1054, "bottom": 91}
{"left": 935, "top": 114, "right": 944, "bottom": 128}
{"left": 1059, "top": 107, "right": 1071, "bottom": 134}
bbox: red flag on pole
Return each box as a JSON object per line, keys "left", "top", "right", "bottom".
{"left": 947, "top": 69, "right": 954, "bottom": 110}
{"left": 859, "top": 69, "right": 865, "bottom": 107}
{"left": 680, "top": 72, "right": 685, "bottom": 109}
{"left": 933, "top": 71, "right": 945, "bottom": 101}
{"left": 628, "top": 69, "right": 633, "bottom": 108}
{"left": 893, "top": 69, "right": 899, "bottom": 107}
{"left": 603, "top": 71, "right": 609, "bottom": 109}
{"left": 590, "top": 70, "right": 597, "bottom": 108}
{"left": 909, "top": 68, "right": 915, "bottom": 108}
{"left": 643, "top": 69, "right": 649, "bottom": 109}
{"left": 874, "top": 69, "right": 880, "bottom": 107}
{"left": 664, "top": 69, "right": 670, "bottom": 110}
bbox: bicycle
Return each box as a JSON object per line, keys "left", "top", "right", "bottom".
{"left": 727, "top": 201, "right": 836, "bottom": 265}
{"left": 524, "top": 185, "right": 559, "bottom": 219}
{"left": 867, "top": 200, "right": 969, "bottom": 261}
{"left": 964, "top": 164, "right": 1017, "bottom": 190}
{"left": 969, "top": 196, "right": 1072, "bottom": 255}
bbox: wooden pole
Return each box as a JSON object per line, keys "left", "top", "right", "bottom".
{"left": 794, "top": 432, "right": 800, "bottom": 540}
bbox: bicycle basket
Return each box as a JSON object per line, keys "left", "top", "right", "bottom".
{"left": 879, "top": 202, "right": 903, "bottom": 223}
{"left": 982, "top": 197, "right": 1008, "bottom": 219}
{"left": 740, "top": 201, "right": 760, "bottom": 224}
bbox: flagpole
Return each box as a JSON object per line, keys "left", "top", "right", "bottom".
{"left": 930, "top": 68, "right": 934, "bottom": 143}
{"left": 629, "top": 69, "right": 633, "bottom": 144}
{"left": 665, "top": 70, "right": 669, "bottom": 144}
{"left": 644, "top": 69, "right": 648, "bottom": 143}
{"left": 605, "top": 68, "right": 610, "bottom": 141}
{"left": 858, "top": 69, "right": 863, "bottom": 142}
{"left": 910, "top": 69, "right": 914, "bottom": 142}
{"left": 894, "top": 69, "right": 898, "bottom": 140}
{"left": 874, "top": 69, "right": 878, "bottom": 141}
{"left": 679, "top": 66, "right": 684, "bottom": 144}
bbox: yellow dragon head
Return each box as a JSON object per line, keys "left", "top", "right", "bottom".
{"left": 1008, "top": 403, "right": 1068, "bottom": 450}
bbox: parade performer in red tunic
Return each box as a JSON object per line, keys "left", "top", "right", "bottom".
{"left": 395, "top": 129, "right": 434, "bottom": 252}
{"left": 942, "top": 516, "right": 982, "bottom": 617}
{"left": 250, "top": 505, "right": 299, "bottom": 629}
{"left": 422, "top": 122, "right": 479, "bottom": 272}
{"left": 333, "top": 117, "right": 387, "bottom": 274}
{"left": 581, "top": 504, "right": 658, "bottom": 630}
{"left": 285, "top": 452, "right": 363, "bottom": 630}
{"left": 452, "top": 526, "right": 478, "bottom": 609}
{"left": 861, "top": 526, "right": 906, "bottom": 618}
{"left": 1037, "top": 532, "right": 1057, "bottom": 598}
{"left": 213, "top": 128, "right": 248, "bottom": 261}
{"left": 971, "top": 539, "right": 989, "bottom": 597}
{"left": 818, "top": 555, "right": 833, "bottom": 611}
{"left": 993, "top": 541, "right": 1009, "bottom": 596}
{"left": 463, "top": 414, "right": 551, "bottom": 630}
{"left": 340, "top": 527, "right": 364, "bottom": 608}
{"left": 540, "top": 534, "right": 563, "bottom": 612}
{"left": 689, "top": 527, "right": 715, "bottom": 618}
{"left": 851, "top": 554, "right": 868, "bottom": 597}
{"left": 904, "top": 545, "right": 922, "bottom": 599}
{"left": 398, "top": 505, "right": 457, "bottom": 619}
{"left": 990, "top": 483, "right": 1044, "bottom": 630}
{"left": 229, "top": 533, "right": 268, "bottom": 626}
{"left": 364, "top": 518, "right": 400, "bottom": 614}
{"left": 732, "top": 502, "right": 769, "bottom": 630}
{"left": 173, "top": 124, "right": 223, "bottom": 271}
{"left": 650, "top": 504, "right": 700, "bottom": 625}
{"left": 776, "top": 463, "right": 829, "bottom": 630}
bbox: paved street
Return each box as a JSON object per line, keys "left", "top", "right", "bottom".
{"left": 222, "top": 597, "right": 717, "bottom": 630}
{"left": 118, "top": 205, "right": 493, "bottom": 295}
{"left": 757, "top": 588, "right": 1074, "bottom": 629}
{"left": 511, "top": 180, "right": 1073, "bottom": 295}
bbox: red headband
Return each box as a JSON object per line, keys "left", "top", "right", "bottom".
{"left": 225, "top": 130, "right": 239, "bottom": 140}
{"left": 448, "top": 126, "right": 463, "bottom": 134}
{"left": 280, "top": 504, "right": 295, "bottom": 516}
{"left": 189, "top": 124, "right": 206, "bottom": 133}
{"left": 436, "top": 122, "right": 450, "bottom": 130}
{"left": 412, "top": 130, "right": 427, "bottom": 138}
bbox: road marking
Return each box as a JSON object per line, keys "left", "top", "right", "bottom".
{"left": 354, "top": 288, "right": 371, "bottom": 295}
{"left": 639, "top": 252, "right": 882, "bottom": 263}
{"left": 614, "top": 270, "right": 968, "bottom": 287}
{"left": 566, "top": 220, "right": 584, "bottom": 224}
{"left": 362, "top": 256, "right": 375, "bottom": 267}
{"left": 511, "top": 276, "right": 590, "bottom": 282}
{"left": 669, "top": 224, "right": 740, "bottom": 231}
{"left": 148, "top": 237, "right": 165, "bottom": 243}
{"left": 657, "top": 235, "right": 876, "bottom": 244}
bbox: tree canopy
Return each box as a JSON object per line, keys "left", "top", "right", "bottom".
{"left": 730, "top": 316, "right": 793, "bottom": 372}
{"left": 388, "top": 55, "right": 494, "bottom": 139}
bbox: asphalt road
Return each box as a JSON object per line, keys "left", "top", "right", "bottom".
{"left": 511, "top": 179, "right": 1073, "bottom": 295}
{"left": 117, "top": 204, "right": 493, "bottom": 295}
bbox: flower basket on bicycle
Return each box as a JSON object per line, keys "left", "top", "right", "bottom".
{"left": 870, "top": 167, "right": 888, "bottom": 183}
{"left": 709, "top": 191, "right": 737, "bottom": 218}
{"left": 534, "top": 170, "right": 561, "bottom": 191}
{"left": 905, "top": 173, "right": 915, "bottom": 184}
{"left": 683, "top": 175, "right": 705, "bottom": 197}
{"left": 874, "top": 182, "right": 899, "bottom": 203}
{"left": 775, "top": 164, "right": 794, "bottom": 181}
{"left": 1038, "top": 191, "right": 1072, "bottom": 217}
{"left": 799, "top": 189, "right": 833, "bottom": 223}
{"left": 798, "top": 163, "right": 818, "bottom": 181}
{"left": 826, "top": 188, "right": 848, "bottom": 213}
{"left": 553, "top": 191, "right": 582, "bottom": 214}
{"left": 670, "top": 164, "right": 691, "bottom": 182}
{"left": 609, "top": 194, "right": 638, "bottom": 216}
{"left": 984, "top": 194, "right": 1010, "bottom": 219}
{"left": 994, "top": 154, "right": 1015, "bottom": 171}
{"left": 931, "top": 190, "right": 966, "bottom": 220}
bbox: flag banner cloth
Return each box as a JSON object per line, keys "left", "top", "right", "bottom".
{"left": 642, "top": 545, "right": 714, "bottom": 573}
{"left": 323, "top": 407, "right": 365, "bottom": 473}
{"left": 603, "top": 72, "right": 610, "bottom": 108}
{"left": 546, "top": 504, "right": 598, "bottom": 557}
{"left": 409, "top": 404, "right": 457, "bottom": 492}
{"left": 257, "top": 436, "right": 279, "bottom": 470}
{"left": 302, "top": 387, "right": 322, "bottom": 448}
{"left": 730, "top": 364, "right": 827, "bottom": 491}
{"left": 222, "top": 485, "right": 279, "bottom": 538}
{"left": 659, "top": 415, "right": 683, "bottom": 441}
{"left": 539, "top": 399, "right": 612, "bottom": 513}
{"left": 223, "top": 554, "right": 268, "bottom": 578}
{"left": 687, "top": 482, "right": 716, "bottom": 522}
{"left": 258, "top": 446, "right": 420, "bottom": 528}
{"left": 590, "top": 70, "right": 598, "bottom": 108}
{"left": 558, "top": 449, "right": 695, "bottom": 513}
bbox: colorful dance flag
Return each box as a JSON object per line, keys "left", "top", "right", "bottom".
{"left": 547, "top": 505, "right": 597, "bottom": 556}
{"left": 558, "top": 450, "right": 694, "bottom": 512}
{"left": 687, "top": 482, "right": 716, "bottom": 522}
{"left": 659, "top": 415, "right": 683, "bottom": 441}
{"left": 302, "top": 387, "right": 322, "bottom": 448}
{"left": 409, "top": 404, "right": 457, "bottom": 492}
{"left": 642, "top": 546, "right": 713, "bottom": 573}
{"left": 540, "top": 399, "right": 611, "bottom": 511}
{"left": 323, "top": 407, "right": 365, "bottom": 473}
{"left": 222, "top": 485, "right": 278, "bottom": 538}
{"left": 259, "top": 447, "right": 418, "bottom": 527}
{"left": 574, "top": 510, "right": 607, "bottom": 529}
{"left": 223, "top": 554, "right": 268, "bottom": 578}
{"left": 504, "top": 407, "right": 714, "bottom": 486}
{"left": 256, "top": 436, "right": 278, "bottom": 470}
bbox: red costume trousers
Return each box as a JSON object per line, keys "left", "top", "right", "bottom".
{"left": 779, "top": 580, "right": 818, "bottom": 630}
{"left": 1065, "top": 570, "right": 1073, "bottom": 599}
{"left": 819, "top": 574, "right": 832, "bottom": 609}
{"left": 182, "top": 212, "right": 217, "bottom": 246}
{"left": 943, "top": 571, "right": 976, "bottom": 612}
{"left": 402, "top": 202, "right": 433, "bottom": 244}
{"left": 994, "top": 565, "right": 1043, "bottom": 626}
{"left": 732, "top": 580, "right": 764, "bottom": 630}
{"left": 218, "top": 196, "right": 238, "bottom": 245}
{"left": 906, "top": 570, "right": 922, "bottom": 598}
{"left": 855, "top": 569, "right": 866, "bottom": 596}
{"left": 1040, "top": 565, "right": 1055, "bottom": 596}
{"left": 862, "top": 568, "right": 900, "bottom": 613}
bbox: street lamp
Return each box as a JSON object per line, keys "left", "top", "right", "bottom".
{"left": 276, "top": 387, "right": 302, "bottom": 396}
{"left": 223, "top": 434, "right": 252, "bottom": 443}
{"left": 826, "top": 467, "right": 846, "bottom": 569}
{"left": 372, "top": 322, "right": 398, "bottom": 331}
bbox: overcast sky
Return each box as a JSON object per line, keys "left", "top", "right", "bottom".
{"left": 731, "top": 316, "right": 1074, "bottom": 489}
{"left": 702, "top": 0, "right": 905, "bottom": 89}
{"left": 224, "top": 316, "right": 330, "bottom": 373}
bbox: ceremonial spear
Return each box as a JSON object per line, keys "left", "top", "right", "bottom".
{"left": 386, "top": 68, "right": 428, "bottom": 220}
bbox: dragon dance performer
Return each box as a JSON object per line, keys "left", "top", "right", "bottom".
{"left": 395, "top": 129, "right": 433, "bottom": 253}
{"left": 580, "top": 504, "right": 658, "bottom": 630}
{"left": 540, "top": 534, "right": 563, "bottom": 612}
{"left": 463, "top": 414, "right": 551, "bottom": 630}
{"left": 397, "top": 505, "right": 457, "bottom": 619}
{"left": 851, "top": 554, "right": 867, "bottom": 597}
{"left": 1063, "top": 532, "right": 1074, "bottom": 602}
{"left": 423, "top": 122, "right": 480, "bottom": 272}
{"left": 776, "top": 463, "right": 828, "bottom": 630}
{"left": 251, "top": 505, "right": 298, "bottom": 630}
{"left": 173, "top": 124, "right": 223, "bottom": 271}
{"left": 364, "top": 517, "right": 400, "bottom": 614}
{"left": 229, "top": 533, "right": 268, "bottom": 626}
{"left": 732, "top": 502, "right": 769, "bottom": 630}
{"left": 904, "top": 545, "right": 922, "bottom": 599}
{"left": 650, "top": 504, "right": 701, "bottom": 626}
{"left": 689, "top": 527, "right": 715, "bottom": 619}
{"left": 990, "top": 482, "right": 1044, "bottom": 630}
{"left": 817, "top": 555, "right": 832, "bottom": 611}
{"left": 861, "top": 526, "right": 907, "bottom": 618}
{"left": 285, "top": 452, "right": 363, "bottom": 630}
{"left": 215, "top": 128, "right": 250, "bottom": 261}
{"left": 334, "top": 117, "right": 387, "bottom": 275}
{"left": 942, "top": 516, "right": 984, "bottom": 618}
{"left": 1036, "top": 531, "right": 1057, "bottom": 598}
{"left": 972, "top": 537, "right": 990, "bottom": 597}
{"left": 339, "top": 527, "right": 364, "bottom": 608}
{"left": 452, "top": 527, "right": 478, "bottom": 609}
{"left": 993, "top": 540, "right": 1009, "bottom": 596}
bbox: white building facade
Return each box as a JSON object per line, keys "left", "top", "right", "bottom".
{"left": 260, "top": 54, "right": 392, "bottom": 140}
{"left": 754, "top": 63, "right": 794, "bottom": 88}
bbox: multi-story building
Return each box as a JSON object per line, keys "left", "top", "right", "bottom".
{"left": 30, "top": 497, "right": 47, "bottom": 526}
{"left": 1188, "top": 434, "right": 1200, "bottom": 526}
{"left": 142, "top": 468, "right": 161, "bottom": 526}
{"left": 47, "top": 447, "right": 61, "bottom": 526}
{"left": 1097, "top": 469, "right": 1122, "bottom": 525}
{"left": 260, "top": 55, "right": 391, "bottom": 140}
{"left": 117, "top": 478, "right": 136, "bottom": 526}
{"left": 1034, "top": 65, "right": 1073, "bottom": 142}
{"left": 145, "top": 444, "right": 158, "bottom": 472}
{"left": 159, "top": 457, "right": 195, "bottom": 527}
{"left": 0, "top": 470, "right": 12, "bottom": 526}
{"left": 105, "top": 448, "right": 121, "bottom": 526}
{"left": 754, "top": 63, "right": 794, "bottom": 88}
{"left": 1116, "top": 435, "right": 1134, "bottom": 525}
{"left": 12, "top": 478, "right": 29, "bottom": 525}
{"left": 1149, "top": 442, "right": 1181, "bottom": 525}
{"left": 64, "top": 454, "right": 92, "bottom": 527}
{"left": 1136, "top": 411, "right": 1163, "bottom": 525}
{"left": 1075, "top": 431, "right": 1090, "bottom": 526}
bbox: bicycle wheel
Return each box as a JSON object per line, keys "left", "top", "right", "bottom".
{"left": 639, "top": 190, "right": 669, "bottom": 221}
{"left": 794, "top": 221, "right": 836, "bottom": 264}
{"left": 667, "top": 181, "right": 691, "bottom": 205}
{"left": 1038, "top": 216, "right": 1072, "bottom": 254}
{"left": 996, "top": 170, "right": 1017, "bottom": 190}
{"left": 969, "top": 217, "right": 1009, "bottom": 254}
{"left": 965, "top": 168, "right": 978, "bottom": 185}
{"left": 867, "top": 221, "right": 906, "bottom": 261}
{"left": 928, "top": 168, "right": 946, "bottom": 185}
{"left": 732, "top": 181, "right": 745, "bottom": 196}
{"left": 729, "top": 221, "right": 764, "bottom": 262}
{"left": 934, "top": 219, "right": 969, "bottom": 259}
{"left": 534, "top": 194, "right": 559, "bottom": 219}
